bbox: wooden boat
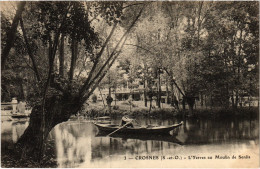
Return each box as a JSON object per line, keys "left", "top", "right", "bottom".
{"left": 11, "top": 113, "right": 30, "bottom": 118}
{"left": 93, "top": 121, "right": 183, "bottom": 135}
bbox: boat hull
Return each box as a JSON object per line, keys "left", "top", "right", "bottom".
{"left": 12, "top": 115, "right": 29, "bottom": 118}
{"left": 93, "top": 122, "right": 183, "bottom": 135}
{"left": 11, "top": 113, "right": 30, "bottom": 118}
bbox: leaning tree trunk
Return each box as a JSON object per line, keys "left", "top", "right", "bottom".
{"left": 1, "top": 1, "right": 26, "bottom": 70}
{"left": 15, "top": 94, "right": 81, "bottom": 161}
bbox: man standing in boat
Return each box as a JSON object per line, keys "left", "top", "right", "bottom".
{"left": 121, "top": 114, "right": 134, "bottom": 128}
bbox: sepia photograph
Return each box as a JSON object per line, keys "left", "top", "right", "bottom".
{"left": 0, "top": 1, "right": 259, "bottom": 168}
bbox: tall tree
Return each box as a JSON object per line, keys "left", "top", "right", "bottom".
{"left": 1, "top": 1, "right": 146, "bottom": 161}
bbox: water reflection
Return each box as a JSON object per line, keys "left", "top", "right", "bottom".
{"left": 1, "top": 120, "right": 29, "bottom": 150}
{"left": 176, "top": 118, "right": 259, "bottom": 144}
{"left": 1, "top": 117, "right": 259, "bottom": 167}
{"left": 53, "top": 122, "right": 94, "bottom": 168}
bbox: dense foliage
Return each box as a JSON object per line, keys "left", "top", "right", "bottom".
{"left": 103, "top": 1, "right": 259, "bottom": 110}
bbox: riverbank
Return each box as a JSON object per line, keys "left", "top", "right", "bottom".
{"left": 82, "top": 100, "right": 259, "bottom": 119}
{"left": 1, "top": 141, "right": 57, "bottom": 168}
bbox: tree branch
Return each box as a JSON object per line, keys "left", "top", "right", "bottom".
{"left": 80, "top": 5, "right": 145, "bottom": 98}
{"left": 75, "top": 54, "right": 89, "bottom": 81}
{"left": 124, "top": 44, "right": 156, "bottom": 55}
{"left": 82, "top": 34, "right": 128, "bottom": 102}
{"left": 1, "top": 1, "right": 26, "bottom": 70}
{"left": 126, "top": 42, "right": 185, "bottom": 98}
{"left": 17, "top": 54, "right": 35, "bottom": 72}
{"left": 20, "top": 17, "right": 41, "bottom": 82}
{"left": 79, "top": 22, "right": 118, "bottom": 95}
{"left": 59, "top": 34, "right": 65, "bottom": 77}
{"left": 164, "top": 68, "right": 185, "bottom": 97}
{"left": 122, "top": 3, "right": 144, "bottom": 10}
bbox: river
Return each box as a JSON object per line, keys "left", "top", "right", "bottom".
{"left": 1, "top": 116, "right": 259, "bottom": 168}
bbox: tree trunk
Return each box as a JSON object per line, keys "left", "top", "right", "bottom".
{"left": 205, "top": 95, "right": 207, "bottom": 109}
{"left": 172, "top": 95, "right": 179, "bottom": 111}
{"left": 108, "top": 85, "right": 112, "bottom": 113}
{"left": 149, "top": 99, "right": 152, "bottom": 114}
{"left": 200, "top": 93, "right": 203, "bottom": 107}
{"left": 235, "top": 91, "right": 239, "bottom": 108}
{"left": 15, "top": 95, "right": 80, "bottom": 161}
{"left": 114, "top": 88, "right": 116, "bottom": 106}
{"left": 98, "top": 87, "right": 106, "bottom": 108}
{"left": 69, "top": 37, "right": 78, "bottom": 82}
{"left": 188, "top": 104, "right": 193, "bottom": 115}
{"left": 143, "top": 65, "right": 148, "bottom": 107}
{"left": 108, "top": 75, "right": 112, "bottom": 113}
{"left": 144, "top": 80, "right": 147, "bottom": 107}
{"left": 170, "top": 82, "right": 174, "bottom": 107}
{"left": 157, "top": 70, "right": 161, "bottom": 108}
{"left": 231, "top": 94, "right": 235, "bottom": 108}
{"left": 210, "top": 94, "right": 213, "bottom": 110}
{"left": 1, "top": 1, "right": 26, "bottom": 70}
{"left": 186, "top": 97, "right": 195, "bottom": 115}
{"left": 166, "top": 78, "right": 170, "bottom": 104}
{"left": 182, "top": 97, "right": 186, "bottom": 110}
{"left": 59, "top": 35, "right": 65, "bottom": 77}
{"left": 19, "top": 81, "right": 25, "bottom": 100}
{"left": 248, "top": 96, "right": 251, "bottom": 108}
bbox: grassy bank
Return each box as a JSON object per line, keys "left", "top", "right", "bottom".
{"left": 81, "top": 100, "right": 259, "bottom": 119}
{"left": 1, "top": 141, "right": 57, "bottom": 168}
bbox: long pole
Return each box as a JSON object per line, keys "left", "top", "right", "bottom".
{"left": 107, "top": 121, "right": 133, "bottom": 136}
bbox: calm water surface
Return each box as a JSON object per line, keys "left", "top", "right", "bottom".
{"left": 1, "top": 116, "right": 259, "bottom": 167}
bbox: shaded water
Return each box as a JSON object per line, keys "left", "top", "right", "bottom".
{"left": 1, "top": 116, "right": 259, "bottom": 168}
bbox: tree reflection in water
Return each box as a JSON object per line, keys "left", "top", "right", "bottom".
{"left": 53, "top": 122, "right": 93, "bottom": 168}
{"left": 1, "top": 120, "right": 29, "bottom": 150}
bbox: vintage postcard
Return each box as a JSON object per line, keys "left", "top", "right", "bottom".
{"left": 1, "top": 1, "right": 259, "bottom": 168}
